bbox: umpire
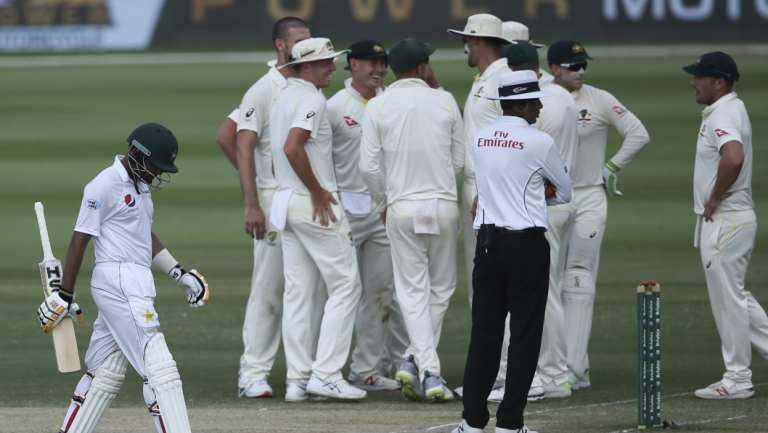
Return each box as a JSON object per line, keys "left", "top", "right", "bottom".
{"left": 453, "top": 70, "right": 572, "bottom": 433}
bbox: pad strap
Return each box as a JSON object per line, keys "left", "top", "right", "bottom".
{"left": 145, "top": 334, "right": 191, "bottom": 433}
{"left": 66, "top": 351, "right": 127, "bottom": 433}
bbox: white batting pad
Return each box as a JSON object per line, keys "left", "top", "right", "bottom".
{"left": 67, "top": 350, "right": 127, "bottom": 433}
{"left": 145, "top": 333, "right": 191, "bottom": 433}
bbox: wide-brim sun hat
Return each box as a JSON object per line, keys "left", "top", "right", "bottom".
{"left": 280, "top": 37, "right": 349, "bottom": 68}
{"left": 488, "top": 70, "right": 549, "bottom": 100}
{"left": 502, "top": 21, "right": 544, "bottom": 48}
{"left": 447, "top": 13, "right": 513, "bottom": 43}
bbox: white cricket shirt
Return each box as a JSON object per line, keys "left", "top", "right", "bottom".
{"left": 473, "top": 116, "right": 572, "bottom": 230}
{"left": 463, "top": 58, "right": 510, "bottom": 180}
{"left": 327, "top": 78, "right": 382, "bottom": 194}
{"left": 237, "top": 66, "right": 288, "bottom": 189}
{"left": 571, "top": 84, "right": 650, "bottom": 187}
{"left": 360, "top": 78, "right": 464, "bottom": 205}
{"left": 270, "top": 77, "right": 337, "bottom": 195}
{"left": 75, "top": 156, "right": 154, "bottom": 267}
{"left": 693, "top": 92, "right": 753, "bottom": 214}
{"left": 536, "top": 80, "right": 578, "bottom": 173}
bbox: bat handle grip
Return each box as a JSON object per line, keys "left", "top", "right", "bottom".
{"left": 35, "top": 202, "right": 54, "bottom": 261}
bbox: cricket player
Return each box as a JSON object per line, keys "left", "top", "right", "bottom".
{"left": 270, "top": 37, "right": 366, "bottom": 401}
{"left": 327, "top": 39, "right": 408, "bottom": 390}
{"left": 683, "top": 52, "right": 768, "bottom": 399}
{"left": 225, "top": 17, "right": 312, "bottom": 399}
{"left": 448, "top": 13, "right": 512, "bottom": 305}
{"left": 487, "top": 41, "right": 578, "bottom": 403}
{"left": 548, "top": 40, "right": 650, "bottom": 388}
{"left": 360, "top": 37, "right": 464, "bottom": 402}
{"left": 37, "top": 123, "right": 210, "bottom": 433}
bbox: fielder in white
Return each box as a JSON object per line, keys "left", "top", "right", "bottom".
{"left": 270, "top": 37, "right": 366, "bottom": 401}
{"left": 448, "top": 13, "right": 512, "bottom": 305}
{"left": 227, "top": 17, "right": 311, "bottom": 399}
{"left": 548, "top": 40, "right": 650, "bottom": 388}
{"left": 683, "top": 51, "right": 768, "bottom": 400}
{"left": 37, "top": 123, "right": 210, "bottom": 433}
{"left": 360, "top": 38, "right": 464, "bottom": 402}
{"left": 327, "top": 39, "right": 409, "bottom": 390}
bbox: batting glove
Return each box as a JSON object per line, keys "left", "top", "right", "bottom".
{"left": 602, "top": 160, "right": 623, "bottom": 197}
{"left": 38, "top": 290, "right": 83, "bottom": 332}
{"left": 170, "top": 266, "right": 211, "bottom": 308}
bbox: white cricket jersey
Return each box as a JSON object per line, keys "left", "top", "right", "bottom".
{"left": 473, "top": 116, "right": 572, "bottom": 230}
{"left": 571, "top": 84, "right": 650, "bottom": 187}
{"left": 228, "top": 107, "right": 239, "bottom": 122}
{"left": 75, "top": 156, "right": 154, "bottom": 267}
{"left": 327, "top": 78, "right": 382, "bottom": 194}
{"left": 693, "top": 92, "right": 753, "bottom": 215}
{"left": 360, "top": 78, "right": 464, "bottom": 205}
{"left": 237, "top": 66, "right": 288, "bottom": 190}
{"left": 271, "top": 77, "right": 337, "bottom": 195}
{"left": 536, "top": 80, "right": 578, "bottom": 173}
{"left": 463, "top": 58, "right": 510, "bottom": 180}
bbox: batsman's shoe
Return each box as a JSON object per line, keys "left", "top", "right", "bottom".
{"left": 488, "top": 385, "right": 505, "bottom": 403}
{"left": 496, "top": 425, "right": 539, "bottom": 433}
{"left": 395, "top": 355, "right": 423, "bottom": 401}
{"left": 307, "top": 374, "right": 367, "bottom": 400}
{"left": 285, "top": 379, "right": 328, "bottom": 402}
{"left": 694, "top": 380, "right": 755, "bottom": 400}
{"left": 422, "top": 371, "right": 454, "bottom": 402}
{"left": 451, "top": 419, "right": 483, "bottom": 433}
{"left": 238, "top": 379, "right": 273, "bottom": 398}
{"left": 567, "top": 370, "right": 591, "bottom": 390}
{"left": 529, "top": 376, "right": 572, "bottom": 401}
{"left": 349, "top": 372, "right": 400, "bottom": 391}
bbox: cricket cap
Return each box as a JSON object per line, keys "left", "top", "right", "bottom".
{"left": 346, "top": 40, "right": 387, "bottom": 70}
{"left": 683, "top": 51, "right": 740, "bottom": 82}
{"left": 448, "top": 13, "right": 513, "bottom": 43}
{"left": 502, "top": 21, "right": 544, "bottom": 48}
{"left": 282, "top": 37, "right": 348, "bottom": 68}
{"left": 490, "top": 70, "right": 548, "bottom": 101}
{"left": 547, "top": 40, "right": 592, "bottom": 65}
{"left": 502, "top": 40, "right": 540, "bottom": 67}
{"left": 127, "top": 123, "right": 179, "bottom": 173}
{"left": 388, "top": 38, "right": 435, "bottom": 74}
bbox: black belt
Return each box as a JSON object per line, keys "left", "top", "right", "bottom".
{"left": 479, "top": 224, "right": 546, "bottom": 236}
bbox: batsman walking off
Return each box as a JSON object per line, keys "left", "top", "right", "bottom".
{"left": 37, "top": 123, "right": 210, "bottom": 433}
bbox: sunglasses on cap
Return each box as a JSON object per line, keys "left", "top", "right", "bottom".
{"left": 560, "top": 62, "right": 587, "bottom": 72}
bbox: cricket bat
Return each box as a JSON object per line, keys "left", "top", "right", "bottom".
{"left": 34, "top": 202, "right": 81, "bottom": 374}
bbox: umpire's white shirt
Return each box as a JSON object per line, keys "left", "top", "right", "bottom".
{"left": 237, "top": 66, "right": 288, "bottom": 190}
{"left": 473, "top": 116, "right": 572, "bottom": 230}
{"left": 271, "top": 77, "right": 337, "bottom": 195}
{"left": 463, "top": 58, "right": 509, "bottom": 180}
{"left": 75, "top": 155, "right": 154, "bottom": 269}
{"left": 359, "top": 78, "right": 464, "bottom": 205}
{"left": 694, "top": 92, "right": 753, "bottom": 214}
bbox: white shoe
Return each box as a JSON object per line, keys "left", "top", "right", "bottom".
{"left": 496, "top": 426, "right": 539, "bottom": 433}
{"left": 395, "top": 355, "right": 423, "bottom": 401}
{"left": 567, "top": 370, "right": 591, "bottom": 390}
{"left": 488, "top": 385, "right": 505, "bottom": 403}
{"left": 453, "top": 386, "right": 464, "bottom": 399}
{"left": 238, "top": 379, "right": 273, "bottom": 398}
{"left": 307, "top": 374, "right": 367, "bottom": 400}
{"left": 527, "top": 374, "right": 544, "bottom": 401}
{"left": 422, "top": 371, "right": 454, "bottom": 402}
{"left": 528, "top": 376, "right": 572, "bottom": 401}
{"left": 349, "top": 372, "right": 400, "bottom": 391}
{"left": 285, "top": 379, "right": 329, "bottom": 402}
{"left": 451, "top": 419, "right": 483, "bottom": 433}
{"left": 694, "top": 379, "right": 755, "bottom": 400}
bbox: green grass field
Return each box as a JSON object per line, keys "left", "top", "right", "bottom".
{"left": 1, "top": 52, "right": 767, "bottom": 433}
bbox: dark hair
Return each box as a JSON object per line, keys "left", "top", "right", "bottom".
{"left": 271, "top": 16, "right": 309, "bottom": 43}
{"left": 510, "top": 61, "right": 540, "bottom": 72}
{"left": 500, "top": 98, "right": 535, "bottom": 112}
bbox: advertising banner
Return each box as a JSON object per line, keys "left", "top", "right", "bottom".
{"left": 0, "top": 0, "right": 165, "bottom": 51}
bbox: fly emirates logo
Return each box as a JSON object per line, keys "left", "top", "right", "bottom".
{"left": 477, "top": 130, "right": 525, "bottom": 150}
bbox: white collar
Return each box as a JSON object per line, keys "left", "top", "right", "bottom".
{"left": 703, "top": 92, "right": 738, "bottom": 118}
{"left": 343, "top": 77, "right": 383, "bottom": 103}
{"left": 477, "top": 58, "right": 509, "bottom": 82}
{"left": 499, "top": 115, "right": 530, "bottom": 127}
{"left": 268, "top": 65, "right": 288, "bottom": 87}
{"left": 387, "top": 78, "right": 430, "bottom": 90}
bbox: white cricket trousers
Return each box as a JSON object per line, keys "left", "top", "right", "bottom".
{"left": 698, "top": 209, "right": 768, "bottom": 382}
{"left": 239, "top": 187, "right": 285, "bottom": 387}
{"left": 495, "top": 203, "right": 575, "bottom": 385}
{"left": 387, "top": 199, "right": 458, "bottom": 380}
{"left": 281, "top": 193, "right": 362, "bottom": 380}
{"left": 348, "top": 209, "right": 409, "bottom": 378}
{"left": 563, "top": 185, "right": 607, "bottom": 378}
{"left": 462, "top": 176, "right": 477, "bottom": 304}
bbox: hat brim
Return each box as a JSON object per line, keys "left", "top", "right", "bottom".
{"left": 487, "top": 90, "right": 551, "bottom": 100}
{"left": 153, "top": 161, "right": 178, "bottom": 173}
{"left": 345, "top": 53, "right": 388, "bottom": 70}
{"left": 447, "top": 29, "right": 513, "bottom": 44}
{"left": 682, "top": 64, "right": 707, "bottom": 77}
{"left": 529, "top": 40, "right": 545, "bottom": 48}
{"left": 280, "top": 50, "right": 350, "bottom": 69}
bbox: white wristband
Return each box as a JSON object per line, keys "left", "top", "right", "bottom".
{"left": 152, "top": 248, "right": 179, "bottom": 275}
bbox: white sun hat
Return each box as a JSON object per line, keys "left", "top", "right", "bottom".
{"left": 281, "top": 37, "right": 349, "bottom": 68}
{"left": 502, "top": 21, "right": 545, "bottom": 48}
{"left": 489, "top": 70, "right": 549, "bottom": 100}
{"left": 448, "top": 13, "right": 513, "bottom": 43}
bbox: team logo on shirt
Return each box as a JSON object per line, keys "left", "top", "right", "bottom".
{"left": 612, "top": 105, "right": 627, "bottom": 117}
{"left": 714, "top": 128, "right": 729, "bottom": 138}
{"left": 343, "top": 116, "right": 359, "bottom": 127}
{"left": 245, "top": 107, "right": 255, "bottom": 119}
{"left": 306, "top": 111, "right": 316, "bottom": 120}
{"left": 87, "top": 199, "right": 101, "bottom": 210}
{"left": 124, "top": 194, "right": 136, "bottom": 208}
{"left": 578, "top": 109, "right": 592, "bottom": 124}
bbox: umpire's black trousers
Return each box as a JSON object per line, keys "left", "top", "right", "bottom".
{"left": 462, "top": 225, "right": 550, "bottom": 430}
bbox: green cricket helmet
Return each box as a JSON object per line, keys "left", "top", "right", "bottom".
{"left": 126, "top": 123, "right": 179, "bottom": 173}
